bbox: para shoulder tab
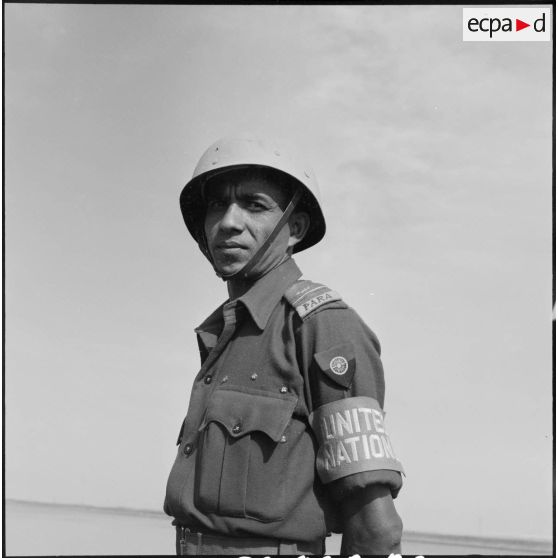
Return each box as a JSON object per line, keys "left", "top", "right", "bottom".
{"left": 284, "top": 279, "right": 343, "bottom": 319}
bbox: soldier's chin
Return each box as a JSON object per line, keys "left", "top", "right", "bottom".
{"left": 214, "top": 259, "right": 246, "bottom": 278}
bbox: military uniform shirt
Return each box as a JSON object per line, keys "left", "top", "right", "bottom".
{"left": 164, "top": 257, "right": 403, "bottom": 543}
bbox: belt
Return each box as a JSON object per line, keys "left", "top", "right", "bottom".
{"left": 175, "top": 526, "right": 325, "bottom": 556}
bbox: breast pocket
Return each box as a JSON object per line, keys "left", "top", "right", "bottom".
{"left": 195, "top": 386, "right": 298, "bottom": 523}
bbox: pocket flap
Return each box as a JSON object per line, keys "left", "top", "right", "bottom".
{"left": 200, "top": 386, "right": 298, "bottom": 442}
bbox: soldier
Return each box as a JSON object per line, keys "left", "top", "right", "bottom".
{"left": 164, "top": 136, "right": 404, "bottom": 555}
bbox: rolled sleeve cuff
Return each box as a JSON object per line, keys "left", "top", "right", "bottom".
{"left": 328, "top": 469, "right": 403, "bottom": 502}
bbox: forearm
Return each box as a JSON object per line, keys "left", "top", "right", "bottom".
{"left": 340, "top": 484, "right": 403, "bottom": 555}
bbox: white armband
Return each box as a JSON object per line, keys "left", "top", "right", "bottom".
{"left": 309, "top": 396, "right": 404, "bottom": 483}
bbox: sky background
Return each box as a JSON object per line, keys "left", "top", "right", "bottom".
{"left": 5, "top": 4, "right": 553, "bottom": 542}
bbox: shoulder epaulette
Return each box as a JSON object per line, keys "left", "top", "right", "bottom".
{"left": 284, "top": 279, "right": 343, "bottom": 319}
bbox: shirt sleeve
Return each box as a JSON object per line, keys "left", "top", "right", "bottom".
{"left": 295, "top": 301, "right": 404, "bottom": 500}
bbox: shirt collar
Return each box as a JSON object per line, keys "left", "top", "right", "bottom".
{"left": 237, "top": 257, "right": 302, "bottom": 330}
{"left": 194, "top": 303, "right": 224, "bottom": 351}
{"left": 195, "top": 257, "right": 302, "bottom": 334}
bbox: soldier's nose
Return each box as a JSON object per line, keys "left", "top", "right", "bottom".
{"left": 219, "top": 202, "right": 244, "bottom": 232}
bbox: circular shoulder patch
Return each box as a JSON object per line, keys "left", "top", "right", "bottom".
{"left": 329, "top": 356, "right": 348, "bottom": 375}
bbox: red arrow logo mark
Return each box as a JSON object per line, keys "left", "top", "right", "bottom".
{"left": 516, "top": 18, "right": 530, "bottom": 31}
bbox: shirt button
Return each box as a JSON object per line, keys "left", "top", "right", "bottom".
{"left": 232, "top": 423, "right": 242, "bottom": 434}
{"left": 183, "top": 443, "right": 193, "bottom": 456}
{"left": 280, "top": 435, "right": 287, "bottom": 443}
{"left": 204, "top": 375, "right": 213, "bottom": 384}
{"left": 280, "top": 386, "right": 288, "bottom": 393}
{"left": 250, "top": 373, "right": 258, "bottom": 381}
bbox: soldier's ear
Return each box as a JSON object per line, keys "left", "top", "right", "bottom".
{"left": 288, "top": 211, "right": 310, "bottom": 248}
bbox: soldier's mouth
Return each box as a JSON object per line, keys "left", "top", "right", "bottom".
{"left": 215, "top": 241, "right": 247, "bottom": 250}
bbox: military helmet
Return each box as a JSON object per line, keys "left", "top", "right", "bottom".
{"left": 179, "top": 135, "right": 326, "bottom": 256}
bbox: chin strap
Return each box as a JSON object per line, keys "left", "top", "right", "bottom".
{"left": 216, "top": 187, "right": 303, "bottom": 281}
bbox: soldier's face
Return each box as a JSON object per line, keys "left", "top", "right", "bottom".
{"left": 203, "top": 174, "right": 293, "bottom": 277}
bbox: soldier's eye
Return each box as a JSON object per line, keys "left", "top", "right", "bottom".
{"left": 207, "top": 199, "right": 226, "bottom": 210}
{"left": 247, "top": 201, "right": 266, "bottom": 210}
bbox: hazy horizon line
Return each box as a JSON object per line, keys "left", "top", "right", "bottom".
{"left": 6, "top": 498, "right": 553, "bottom": 553}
